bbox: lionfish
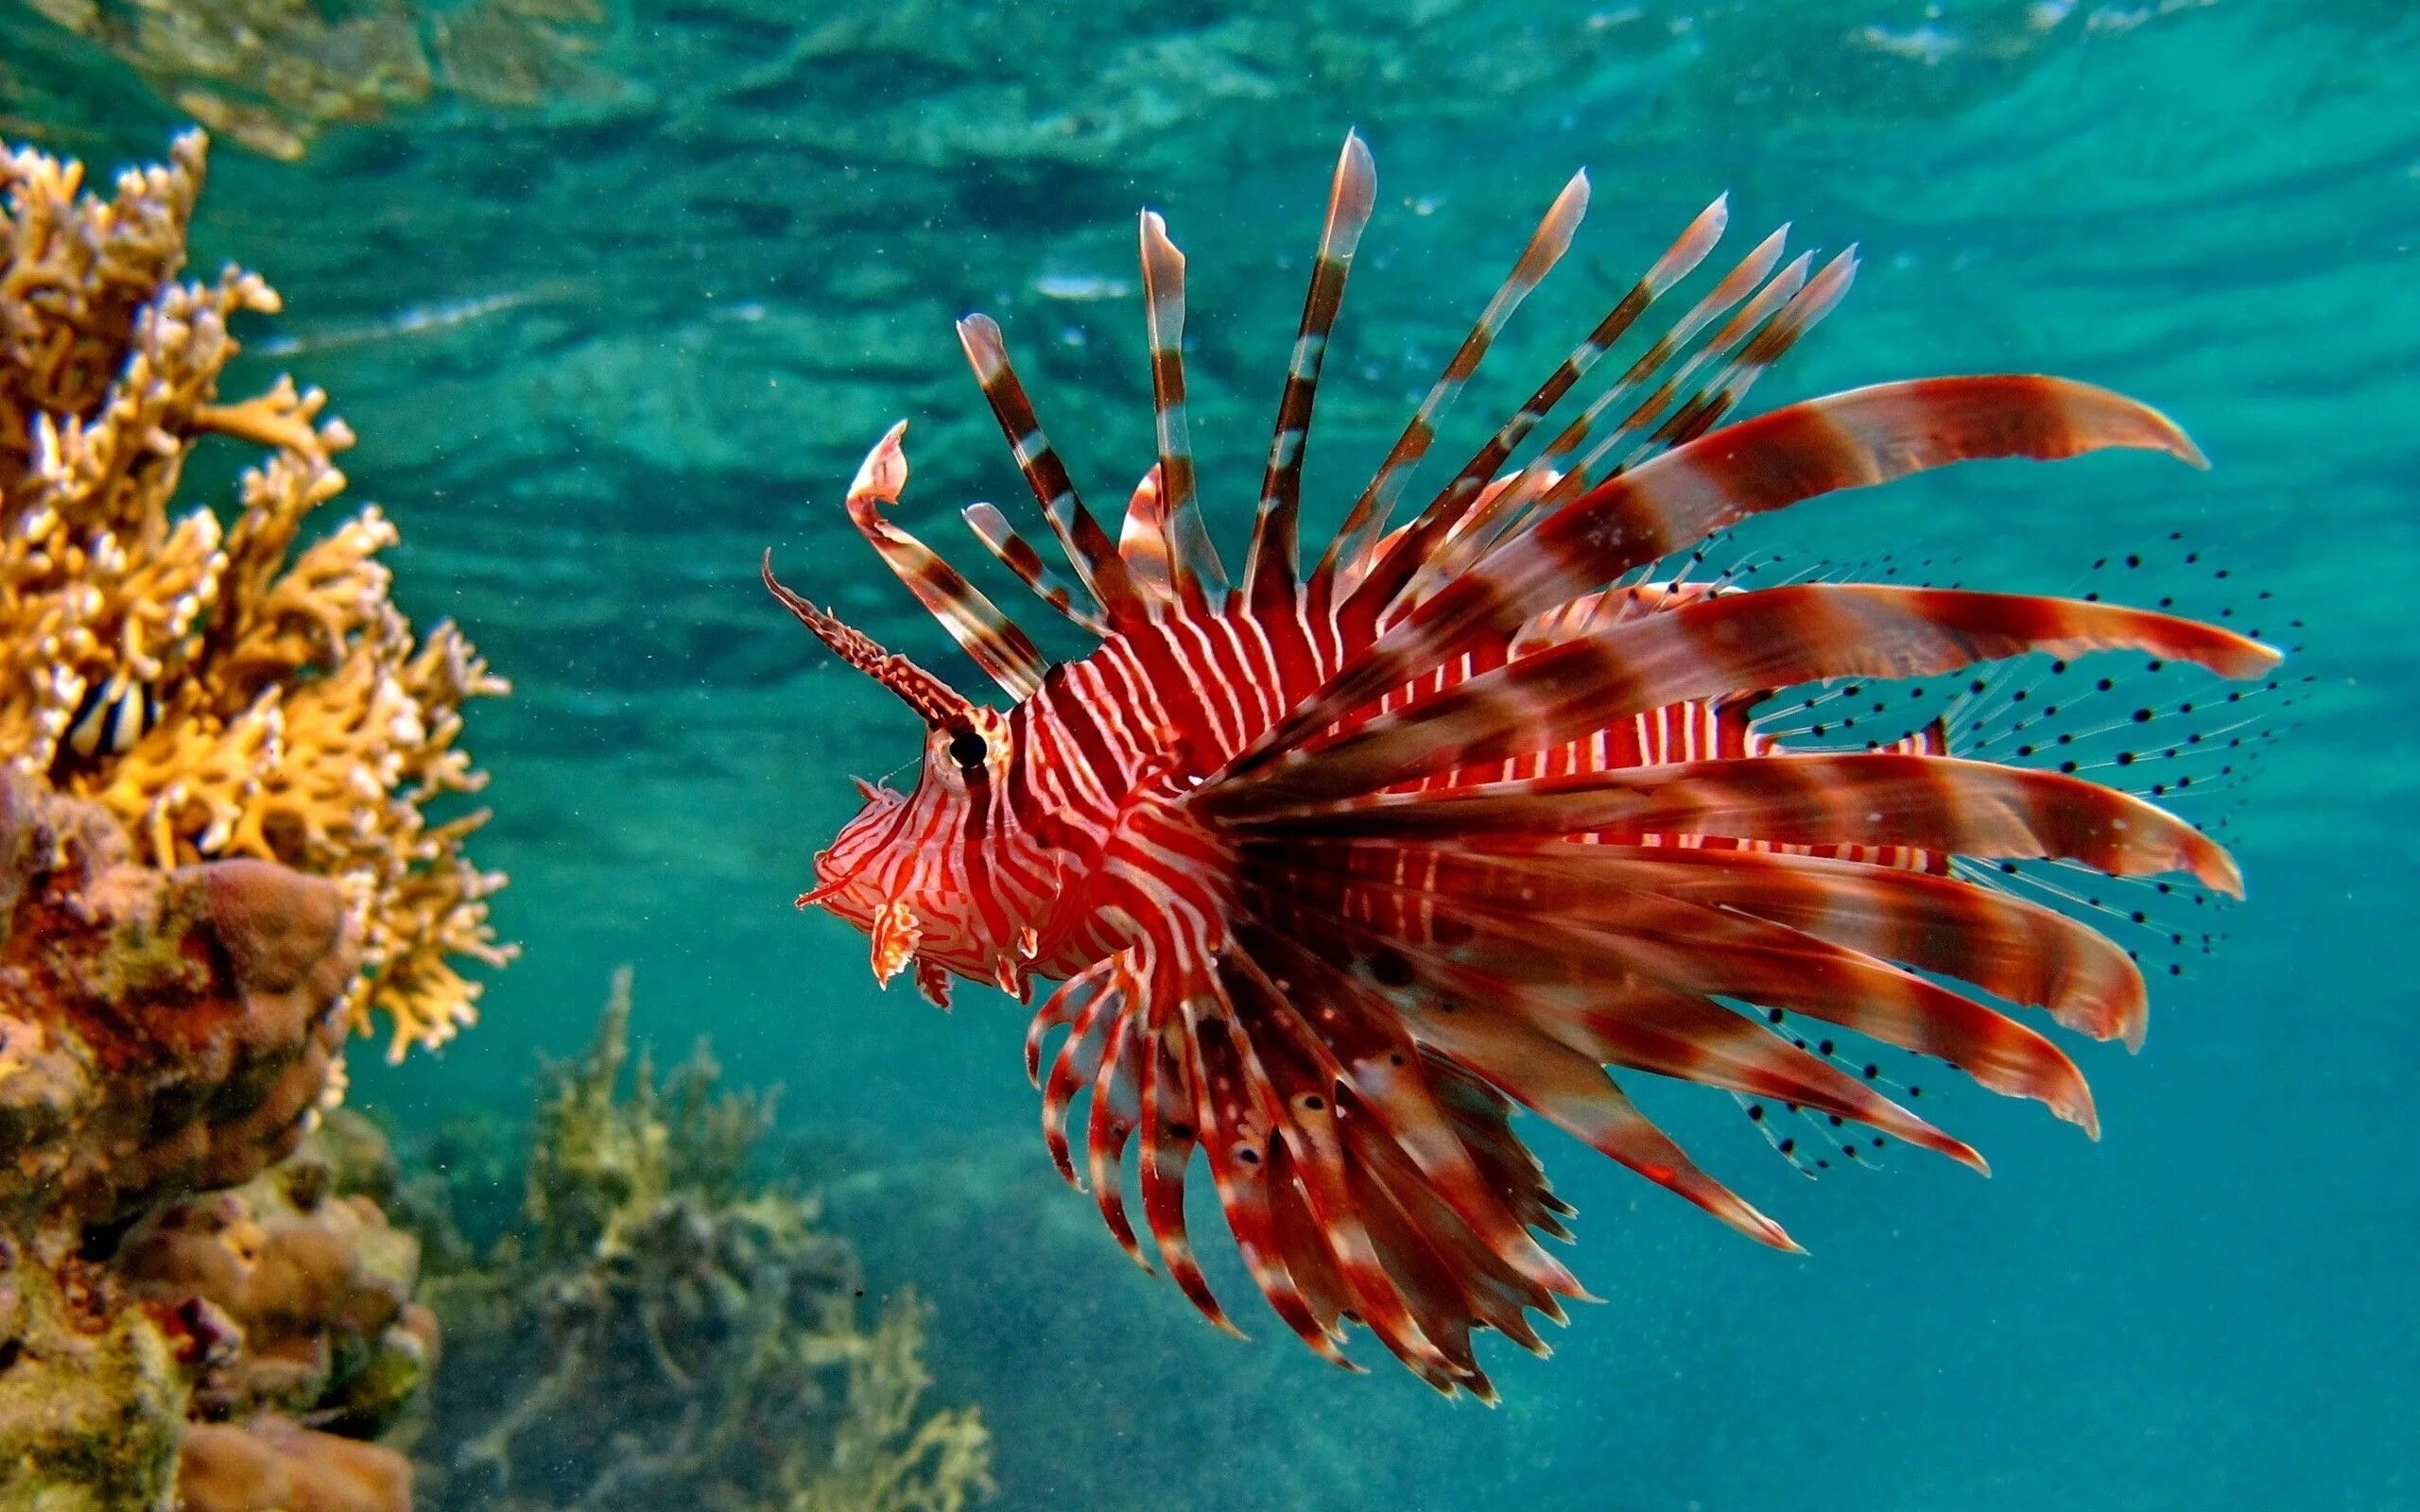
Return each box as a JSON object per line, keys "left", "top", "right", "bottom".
{"left": 761, "top": 135, "right": 2281, "bottom": 1400}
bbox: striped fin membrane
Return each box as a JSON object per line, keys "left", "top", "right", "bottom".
{"left": 1353, "top": 194, "right": 1737, "bottom": 624}
{"left": 963, "top": 501, "right": 1109, "bottom": 637}
{"left": 765, "top": 135, "right": 2284, "bottom": 1400}
{"left": 1388, "top": 223, "right": 1804, "bottom": 613}
{"left": 955, "top": 314, "right": 1149, "bottom": 629}
{"left": 1224, "top": 376, "right": 2224, "bottom": 778}
{"left": 1118, "top": 463, "right": 1175, "bottom": 610}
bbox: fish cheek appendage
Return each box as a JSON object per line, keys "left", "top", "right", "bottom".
{"left": 757, "top": 132, "right": 2283, "bottom": 1401}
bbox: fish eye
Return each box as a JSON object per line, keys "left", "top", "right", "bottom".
{"left": 947, "top": 729, "right": 989, "bottom": 770}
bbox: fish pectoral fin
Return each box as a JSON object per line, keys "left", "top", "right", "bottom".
{"left": 868, "top": 901, "right": 922, "bottom": 987}
{"left": 991, "top": 953, "right": 1031, "bottom": 1001}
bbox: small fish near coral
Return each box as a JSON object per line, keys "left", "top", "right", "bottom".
{"left": 759, "top": 133, "right": 2285, "bottom": 1400}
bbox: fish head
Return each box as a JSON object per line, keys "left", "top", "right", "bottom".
{"left": 766, "top": 424, "right": 1053, "bottom": 1003}
{"left": 802, "top": 704, "right": 1035, "bottom": 997}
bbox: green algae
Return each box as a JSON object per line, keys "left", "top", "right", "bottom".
{"left": 0, "top": 1254, "right": 185, "bottom": 1512}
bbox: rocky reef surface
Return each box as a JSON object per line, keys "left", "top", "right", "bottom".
{"left": 0, "top": 772, "right": 986, "bottom": 1511}
{"left": 120, "top": 1109, "right": 436, "bottom": 1512}
{"left": 0, "top": 767, "right": 422, "bottom": 1510}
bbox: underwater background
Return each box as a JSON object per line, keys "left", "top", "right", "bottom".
{"left": 5, "top": 0, "right": 2412, "bottom": 1507}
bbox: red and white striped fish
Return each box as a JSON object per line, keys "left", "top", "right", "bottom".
{"left": 762, "top": 135, "right": 2280, "bottom": 1400}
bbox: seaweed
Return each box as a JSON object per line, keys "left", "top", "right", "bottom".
{"left": 406, "top": 969, "right": 993, "bottom": 1512}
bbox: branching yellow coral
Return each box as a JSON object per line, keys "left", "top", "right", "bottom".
{"left": 1, "top": 129, "right": 512, "bottom": 1063}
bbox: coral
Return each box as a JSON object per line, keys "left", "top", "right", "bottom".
{"left": 0, "top": 132, "right": 489, "bottom": 1511}
{"left": 781, "top": 1299, "right": 992, "bottom": 1512}
{"left": 118, "top": 1111, "right": 432, "bottom": 1512}
{"left": 178, "top": 1417, "right": 413, "bottom": 1512}
{"left": 0, "top": 1242, "right": 191, "bottom": 1512}
{"left": 0, "top": 769, "right": 408, "bottom": 1509}
{"left": 406, "top": 970, "right": 992, "bottom": 1512}
{"left": 1, "top": 130, "right": 512, "bottom": 1062}
{"left": 118, "top": 1110, "right": 436, "bottom": 1432}
{"left": 0, "top": 768, "right": 355, "bottom": 1230}
{"left": 15, "top": 0, "right": 617, "bottom": 161}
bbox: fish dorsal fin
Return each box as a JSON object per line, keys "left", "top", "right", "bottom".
{"left": 961, "top": 502, "right": 1110, "bottom": 637}
{"left": 840, "top": 421, "right": 1050, "bottom": 701}
{"left": 1538, "top": 248, "right": 1859, "bottom": 521}
{"left": 1394, "top": 227, "right": 1807, "bottom": 618}
{"left": 1118, "top": 463, "right": 1176, "bottom": 611}
{"left": 1347, "top": 195, "right": 1736, "bottom": 631}
{"left": 1138, "top": 211, "right": 1229, "bottom": 614}
{"left": 956, "top": 314, "right": 1150, "bottom": 632}
{"left": 1244, "top": 131, "right": 1378, "bottom": 618}
{"left": 1313, "top": 169, "right": 1590, "bottom": 604}
{"left": 1215, "top": 376, "right": 2214, "bottom": 787}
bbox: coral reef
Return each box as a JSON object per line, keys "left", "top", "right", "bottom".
{"left": 405, "top": 969, "right": 992, "bottom": 1512}
{"left": 177, "top": 1417, "right": 413, "bottom": 1512}
{"left": 1, "top": 129, "right": 511, "bottom": 1062}
{"left": 15, "top": 0, "right": 615, "bottom": 161}
{"left": 119, "top": 1110, "right": 435, "bottom": 1431}
{"left": 0, "top": 768, "right": 409, "bottom": 1509}
{"left": 121, "top": 1110, "right": 433, "bottom": 1512}
{"left": 0, "top": 1240, "right": 192, "bottom": 1511}
{"left": 0, "top": 768, "right": 354, "bottom": 1231}
{"left": 0, "top": 131, "right": 496, "bottom": 1510}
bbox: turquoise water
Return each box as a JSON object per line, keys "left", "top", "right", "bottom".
{"left": 9, "top": 0, "right": 2413, "bottom": 1506}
